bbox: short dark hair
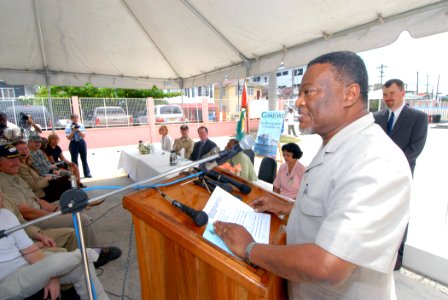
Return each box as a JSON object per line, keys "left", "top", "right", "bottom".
{"left": 70, "top": 113, "right": 79, "bottom": 119}
{"left": 180, "top": 124, "right": 189, "bottom": 130}
{"left": 198, "top": 126, "right": 208, "bottom": 134}
{"left": 281, "top": 143, "right": 303, "bottom": 159}
{"left": 383, "top": 79, "right": 405, "bottom": 91}
{"left": 308, "top": 51, "right": 369, "bottom": 104}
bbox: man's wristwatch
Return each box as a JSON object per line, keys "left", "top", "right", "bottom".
{"left": 244, "top": 241, "right": 257, "bottom": 264}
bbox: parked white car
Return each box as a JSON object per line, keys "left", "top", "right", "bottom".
{"left": 88, "top": 106, "right": 133, "bottom": 127}
{"left": 134, "top": 104, "right": 186, "bottom": 124}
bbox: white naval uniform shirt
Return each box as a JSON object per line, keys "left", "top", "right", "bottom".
{"left": 286, "top": 113, "right": 411, "bottom": 300}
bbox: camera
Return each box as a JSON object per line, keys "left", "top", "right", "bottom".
{"left": 55, "top": 161, "right": 68, "bottom": 169}
{"left": 71, "top": 123, "right": 80, "bottom": 129}
{"left": 18, "top": 112, "right": 29, "bottom": 129}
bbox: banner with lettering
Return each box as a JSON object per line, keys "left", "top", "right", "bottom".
{"left": 254, "top": 111, "right": 285, "bottom": 158}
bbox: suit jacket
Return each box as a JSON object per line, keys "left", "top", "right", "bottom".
{"left": 190, "top": 139, "right": 218, "bottom": 161}
{"left": 373, "top": 105, "right": 428, "bottom": 174}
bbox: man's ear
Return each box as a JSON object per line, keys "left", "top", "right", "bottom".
{"left": 343, "top": 83, "right": 361, "bottom": 108}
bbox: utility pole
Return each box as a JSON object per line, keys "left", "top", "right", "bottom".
{"left": 426, "top": 74, "right": 429, "bottom": 94}
{"left": 436, "top": 74, "right": 440, "bottom": 101}
{"left": 377, "top": 64, "right": 387, "bottom": 86}
{"left": 416, "top": 71, "right": 419, "bottom": 94}
{"left": 376, "top": 64, "right": 387, "bottom": 111}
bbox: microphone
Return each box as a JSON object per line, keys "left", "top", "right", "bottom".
{"left": 158, "top": 190, "right": 208, "bottom": 227}
{"left": 203, "top": 177, "right": 233, "bottom": 194}
{"left": 193, "top": 179, "right": 243, "bottom": 201}
{"left": 204, "top": 135, "right": 255, "bottom": 170}
{"left": 171, "top": 200, "right": 209, "bottom": 227}
{"left": 204, "top": 170, "right": 251, "bottom": 194}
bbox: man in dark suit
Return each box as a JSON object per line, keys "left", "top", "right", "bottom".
{"left": 373, "top": 78, "right": 428, "bottom": 271}
{"left": 190, "top": 126, "right": 218, "bottom": 161}
{"left": 374, "top": 79, "right": 428, "bottom": 175}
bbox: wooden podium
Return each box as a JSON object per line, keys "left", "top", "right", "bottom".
{"left": 123, "top": 171, "right": 288, "bottom": 299}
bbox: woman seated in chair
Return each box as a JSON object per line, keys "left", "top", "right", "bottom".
{"left": 273, "top": 143, "right": 306, "bottom": 200}
{"left": 45, "top": 133, "right": 85, "bottom": 188}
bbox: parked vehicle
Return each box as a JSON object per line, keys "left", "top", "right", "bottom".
{"left": 88, "top": 106, "right": 133, "bottom": 127}
{"left": 5, "top": 105, "right": 53, "bottom": 129}
{"left": 134, "top": 105, "right": 185, "bottom": 124}
{"left": 154, "top": 105, "right": 184, "bottom": 124}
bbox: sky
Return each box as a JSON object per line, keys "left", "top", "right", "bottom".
{"left": 358, "top": 31, "right": 448, "bottom": 96}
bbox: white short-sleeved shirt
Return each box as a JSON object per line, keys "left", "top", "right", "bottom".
{"left": 161, "top": 135, "right": 173, "bottom": 152}
{"left": 0, "top": 209, "right": 33, "bottom": 281}
{"left": 286, "top": 113, "right": 411, "bottom": 300}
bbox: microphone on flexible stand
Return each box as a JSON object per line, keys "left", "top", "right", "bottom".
{"left": 193, "top": 179, "right": 243, "bottom": 201}
{"left": 156, "top": 189, "right": 208, "bottom": 227}
{"left": 203, "top": 177, "right": 233, "bottom": 194}
{"left": 204, "top": 170, "right": 252, "bottom": 194}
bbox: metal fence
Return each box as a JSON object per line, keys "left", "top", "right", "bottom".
{"left": 1, "top": 96, "right": 275, "bottom": 130}
{"left": 0, "top": 98, "right": 71, "bottom": 130}
{"left": 78, "top": 98, "right": 147, "bottom": 127}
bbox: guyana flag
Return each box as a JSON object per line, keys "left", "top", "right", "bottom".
{"left": 236, "top": 80, "right": 248, "bottom": 140}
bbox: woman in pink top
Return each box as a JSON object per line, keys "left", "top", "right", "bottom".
{"left": 273, "top": 143, "right": 306, "bottom": 200}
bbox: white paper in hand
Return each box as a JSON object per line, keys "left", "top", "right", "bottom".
{"left": 202, "top": 186, "right": 271, "bottom": 256}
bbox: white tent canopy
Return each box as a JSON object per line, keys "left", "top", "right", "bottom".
{"left": 1, "top": 0, "right": 448, "bottom": 89}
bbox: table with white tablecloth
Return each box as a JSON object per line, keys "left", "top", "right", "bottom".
{"left": 117, "top": 147, "right": 192, "bottom": 182}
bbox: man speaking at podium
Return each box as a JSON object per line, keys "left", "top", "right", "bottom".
{"left": 214, "top": 51, "right": 411, "bottom": 299}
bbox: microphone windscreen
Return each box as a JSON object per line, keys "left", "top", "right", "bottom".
{"left": 237, "top": 184, "right": 251, "bottom": 194}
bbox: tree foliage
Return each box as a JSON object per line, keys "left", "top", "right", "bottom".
{"left": 35, "top": 83, "right": 181, "bottom": 99}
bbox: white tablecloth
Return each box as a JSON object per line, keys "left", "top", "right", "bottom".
{"left": 117, "top": 147, "right": 192, "bottom": 182}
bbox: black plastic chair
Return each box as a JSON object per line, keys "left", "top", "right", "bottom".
{"left": 243, "top": 149, "right": 255, "bottom": 165}
{"left": 258, "top": 157, "right": 277, "bottom": 184}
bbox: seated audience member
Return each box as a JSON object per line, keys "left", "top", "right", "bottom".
{"left": 0, "top": 191, "right": 110, "bottom": 300}
{"left": 273, "top": 143, "right": 306, "bottom": 200}
{"left": 2, "top": 190, "right": 77, "bottom": 252}
{"left": 190, "top": 126, "right": 218, "bottom": 161}
{"left": 225, "top": 137, "right": 257, "bottom": 182}
{"left": 14, "top": 140, "right": 71, "bottom": 202}
{"left": 172, "top": 124, "right": 194, "bottom": 159}
{"left": 0, "top": 144, "right": 121, "bottom": 268}
{"left": 0, "top": 112, "right": 21, "bottom": 145}
{"left": 45, "top": 133, "right": 85, "bottom": 188}
{"left": 28, "top": 134, "right": 71, "bottom": 178}
{"left": 159, "top": 125, "right": 173, "bottom": 152}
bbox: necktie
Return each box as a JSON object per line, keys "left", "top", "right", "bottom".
{"left": 387, "top": 112, "right": 395, "bottom": 135}
{"left": 197, "top": 141, "right": 205, "bottom": 160}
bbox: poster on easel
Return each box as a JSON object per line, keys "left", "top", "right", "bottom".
{"left": 254, "top": 111, "right": 285, "bottom": 159}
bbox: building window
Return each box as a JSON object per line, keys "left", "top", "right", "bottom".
{"left": 248, "top": 87, "right": 254, "bottom": 96}
{"left": 293, "top": 68, "right": 304, "bottom": 76}
{"left": 0, "top": 88, "right": 15, "bottom": 99}
{"left": 198, "top": 86, "right": 210, "bottom": 97}
{"left": 276, "top": 72, "right": 281, "bottom": 77}
{"left": 264, "top": 77, "right": 268, "bottom": 83}
{"left": 282, "top": 71, "right": 288, "bottom": 76}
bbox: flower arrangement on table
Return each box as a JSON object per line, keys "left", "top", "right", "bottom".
{"left": 138, "top": 142, "right": 153, "bottom": 154}
{"left": 218, "top": 162, "right": 242, "bottom": 176}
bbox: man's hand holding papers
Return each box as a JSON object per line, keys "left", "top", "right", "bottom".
{"left": 202, "top": 186, "right": 271, "bottom": 260}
